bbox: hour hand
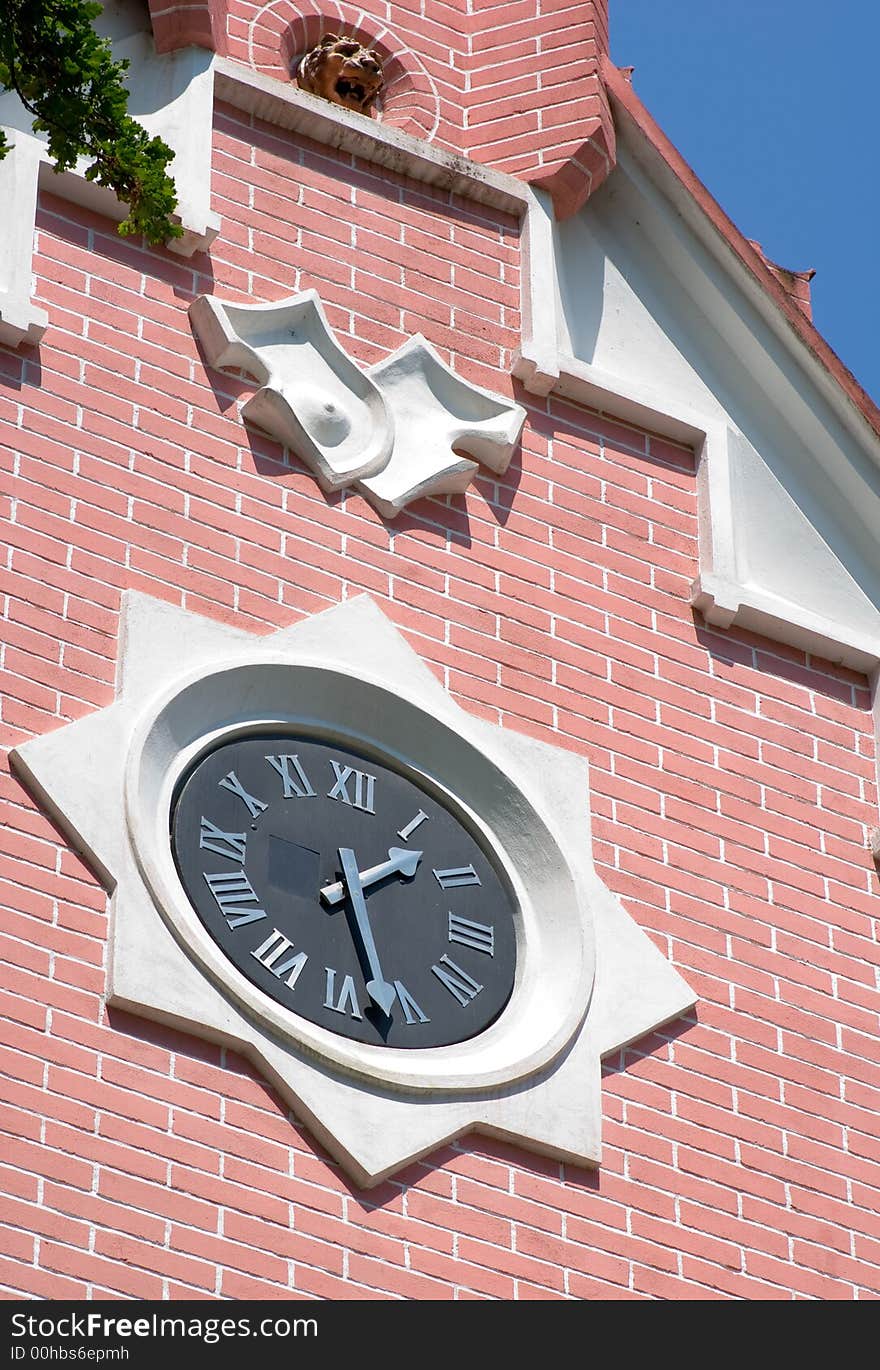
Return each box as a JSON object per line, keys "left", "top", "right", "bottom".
{"left": 320, "top": 846, "right": 421, "bottom": 907}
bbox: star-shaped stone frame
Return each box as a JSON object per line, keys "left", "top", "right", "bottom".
{"left": 11, "top": 594, "right": 695, "bottom": 1186}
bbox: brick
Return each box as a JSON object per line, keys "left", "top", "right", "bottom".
{"left": 744, "top": 1250, "right": 853, "bottom": 1299}
{"left": 40, "top": 1241, "right": 165, "bottom": 1299}
{"left": 171, "top": 1223, "right": 291, "bottom": 1284}
{"left": 0, "top": 1254, "right": 87, "bottom": 1300}
{"left": 97, "top": 1170, "right": 218, "bottom": 1233}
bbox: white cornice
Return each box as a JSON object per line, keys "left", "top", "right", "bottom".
{"left": 213, "top": 58, "right": 528, "bottom": 215}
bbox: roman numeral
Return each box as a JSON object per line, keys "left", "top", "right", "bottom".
{"left": 199, "top": 816, "right": 247, "bottom": 864}
{"left": 203, "top": 870, "right": 267, "bottom": 929}
{"left": 448, "top": 913, "right": 495, "bottom": 956}
{"left": 433, "top": 864, "right": 481, "bottom": 890}
{"left": 327, "top": 761, "right": 376, "bottom": 813}
{"left": 324, "top": 968, "right": 362, "bottom": 1019}
{"left": 251, "top": 929, "right": 307, "bottom": 988}
{"left": 265, "top": 753, "right": 316, "bottom": 798}
{"left": 431, "top": 954, "right": 483, "bottom": 1006}
{"left": 394, "top": 980, "right": 429, "bottom": 1025}
{"left": 218, "top": 770, "right": 267, "bottom": 819}
{"left": 397, "top": 810, "right": 429, "bottom": 842}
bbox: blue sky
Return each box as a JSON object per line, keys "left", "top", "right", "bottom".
{"left": 609, "top": 2, "right": 880, "bottom": 405}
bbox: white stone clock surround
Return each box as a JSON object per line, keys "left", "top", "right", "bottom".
{"left": 124, "top": 664, "right": 593, "bottom": 1093}
{"left": 10, "top": 592, "right": 695, "bottom": 1187}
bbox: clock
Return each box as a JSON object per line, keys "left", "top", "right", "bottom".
{"left": 170, "top": 731, "right": 517, "bottom": 1049}
{"left": 10, "top": 591, "right": 694, "bottom": 1186}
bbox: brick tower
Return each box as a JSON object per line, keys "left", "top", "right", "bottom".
{"left": 1, "top": 0, "right": 880, "bottom": 1302}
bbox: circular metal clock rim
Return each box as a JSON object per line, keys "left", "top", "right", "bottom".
{"left": 123, "top": 655, "right": 595, "bottom": 1094}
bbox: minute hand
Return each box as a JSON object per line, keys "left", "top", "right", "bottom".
{"left": 337, "top": 847, "right": 397, "bottom": 1018}
{"left": 320, "top": 846, "right": 421, "bottom": 907}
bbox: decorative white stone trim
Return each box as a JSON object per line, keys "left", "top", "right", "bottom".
{"left": 213, "top": 57, "right": 526, "bottom": 214}
{"left": 358, "top": 334, "right": 526, "bottom": 516}
{"left": 512, "top": 135, "right": 880, "bottom": 681}
{"left": 530, "top": 348, "right": 880, "bottom": 676}
{"left": 0, "top": 134, "right": 49, "bottom": 348}
{"left": 10, "top": 592, "right": 695, "bottom": 1187}
{"left": 0, "top": 6, "right": 219, "bottom": 348}
{"left": 190, "top": 291, "right": 527, "bottom": 516}
{"left": 189, "top": 291, "right": 393, "bottom": 490}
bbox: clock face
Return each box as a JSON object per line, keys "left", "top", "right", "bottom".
{"left": 170, "top": 732, "right": 518, "bottom": 1049}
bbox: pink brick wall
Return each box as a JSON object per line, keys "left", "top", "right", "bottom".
{"left": 2, "top": 38, "right": 880, "bottom": 1301}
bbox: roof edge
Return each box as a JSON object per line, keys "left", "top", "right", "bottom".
{"left": 599, "top": 55, "right": 880, "bottom": 449}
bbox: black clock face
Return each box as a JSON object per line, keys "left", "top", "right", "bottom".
{"left": 170, "top": 732, "right": 518, "bottom": 1048}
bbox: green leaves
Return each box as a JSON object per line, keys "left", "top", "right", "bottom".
{"left": 0, "top": 0, "right": 183, "bottom": 244}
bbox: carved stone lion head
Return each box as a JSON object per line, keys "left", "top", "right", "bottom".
{"left": 296, "top": 34, "right": 385, "bottom": 115}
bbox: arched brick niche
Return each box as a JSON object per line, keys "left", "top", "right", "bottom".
{"left": 246, "top": 2, "right": 440, "bottom": 140}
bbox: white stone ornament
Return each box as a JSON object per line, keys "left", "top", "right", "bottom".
{"left": 189, "top": 292, "right": 392, "bottom": 491}
{"left": 10, "top": 593, "right": 695, "bottom": 1188}
{"left": 189, "top": 291, "right": 526, "bottom": 517}
{"left": 0, "top": 0, "right": 219, "bottom": 348}
{"left": 358, "top": 334, "right": 527, "bottom": 517}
